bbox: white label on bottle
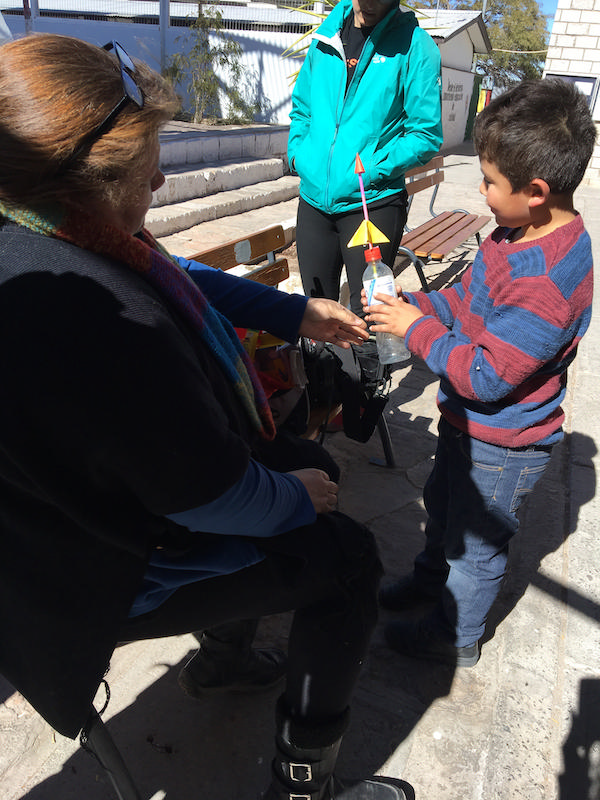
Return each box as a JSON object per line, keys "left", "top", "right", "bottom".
{"left": 363, "top": 276, "right": 396, "bottom": 305}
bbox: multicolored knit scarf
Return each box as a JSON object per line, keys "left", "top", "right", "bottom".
{"left": 0, "top": 201, "right": 276, "bottom": 440}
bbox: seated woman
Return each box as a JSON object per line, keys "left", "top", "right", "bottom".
{"left": 0, "top": 34, "right": 407, "bottom": 800}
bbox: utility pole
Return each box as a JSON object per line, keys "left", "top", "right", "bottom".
{"left": 160, "top": 0, "right": 169, "bottom": 73}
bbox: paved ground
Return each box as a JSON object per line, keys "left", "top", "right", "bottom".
{"left": 1, "top": 144, "right": 599, "bottom": 800}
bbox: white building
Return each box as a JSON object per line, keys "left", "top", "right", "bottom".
{"left": 416, "top": 7, "right": 491, "bottom": 149}
{"left": 543, "top": 0, "right": 600, "bottom": 185}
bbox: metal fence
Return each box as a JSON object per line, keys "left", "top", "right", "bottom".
{"left": 1, "top": 0, "right": 322, "bottom": 31}
{"left": 0, "top": 1, "right": 321, "bottom": 122}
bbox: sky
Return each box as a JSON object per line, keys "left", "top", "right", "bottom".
{"left": 540, "top": 0, "right": 559, "bottom": 27}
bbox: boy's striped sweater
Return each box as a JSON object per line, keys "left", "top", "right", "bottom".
{"left": 405, "top": 214, "right": 593, "bottom": 447}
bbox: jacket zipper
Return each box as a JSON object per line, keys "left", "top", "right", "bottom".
{"left": 314, "top": 31, "right": 347, "bottom": 211}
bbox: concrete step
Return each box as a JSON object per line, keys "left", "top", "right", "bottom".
{"left": 156, "top": 197, "right": 299, "bottom": 258}
{"left": 146, "top": 175, "right": 300, "bottom": 238}
{"left": 158, "top": 121, "right": 290, "bottom": 169}
{"left": 151, "top": 157, "right": 286, "bottom": 207}
{"left": 150, "top": 121, "right": 296, "bottom": 239}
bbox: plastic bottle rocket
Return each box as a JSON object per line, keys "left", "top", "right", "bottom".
{"left": 362, "top": 246, "right": 410, "bottom": 364}
{"left": 347, "top": 154, "right": 390, "bottom": 248}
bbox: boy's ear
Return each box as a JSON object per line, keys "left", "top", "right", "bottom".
{"left": 527, "top": 178, "right": 551, "bottom": 208}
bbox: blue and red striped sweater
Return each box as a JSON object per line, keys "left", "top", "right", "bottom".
{"left": 404, "top": 214, "right": 593, "bottom": 447}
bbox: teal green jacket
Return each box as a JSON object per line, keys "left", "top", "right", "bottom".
{"left": 288, "top": 1, "right": 443, "bottom": 215}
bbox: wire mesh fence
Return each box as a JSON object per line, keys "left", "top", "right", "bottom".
{"left": 0, "top": 1, "right": 327, "bottom": 123}
{"left": 0, "top": 0, "right": 324, "bottom": 31}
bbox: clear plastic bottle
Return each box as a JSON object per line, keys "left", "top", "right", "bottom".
{"left": 362, "top": 246, "right": 411, "bottom": 364}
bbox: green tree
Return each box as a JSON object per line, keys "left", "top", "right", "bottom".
{"left": 165, "top": 3, "right": 262, "bottom": 123}
{"left": 418, "top": 0, "right": 548, "bottom": 88}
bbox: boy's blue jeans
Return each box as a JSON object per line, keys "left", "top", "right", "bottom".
{"left": 415, "top": 417, "right": 553, "bottom": 648}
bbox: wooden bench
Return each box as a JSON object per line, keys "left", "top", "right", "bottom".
{"left": 188, "top": 224, "right": 290, "bottom": 287}
{"left": 399, "top": 155, "right": 491, "bottom": 292}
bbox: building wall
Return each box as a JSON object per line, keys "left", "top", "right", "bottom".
{"left": 543, "top": 0, "right": 600, "bottom": 185}
{"left": 437, "top": 29, "right": 479, "bottom": 72}
{"left": 441, "top": 66, "right": 475, "bottom": 147}
{"left": 436, "top": 30, "right": 479, "bottom": 146}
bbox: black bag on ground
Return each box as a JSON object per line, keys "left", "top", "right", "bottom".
{"left": 300, "top": 337, "right": 391, "bottom": 444}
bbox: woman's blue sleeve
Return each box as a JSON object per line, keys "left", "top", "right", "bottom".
{"left": 166, "top": 458, "right": 316, "bottom": 537}
{"left": 176, "top": 256, "right": 308, "bottom": 343}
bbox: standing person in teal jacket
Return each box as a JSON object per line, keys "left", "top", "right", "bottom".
{"left": 289, "top": 0, "right": 443, "bottom": 322}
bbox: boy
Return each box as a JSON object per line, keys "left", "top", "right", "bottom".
{"left": 364, "top": 78, "right": 596, "bottom": 667}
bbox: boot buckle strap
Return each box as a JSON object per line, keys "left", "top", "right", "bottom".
{"left": 289, "top": 795, "right": 311, "bottom": 800}
{"left": 289, "top": 762, "right": 313, "bottom": 782}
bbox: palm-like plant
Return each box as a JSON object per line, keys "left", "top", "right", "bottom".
{"left": 281, "top": 1, "right": 337, "bottom": 82}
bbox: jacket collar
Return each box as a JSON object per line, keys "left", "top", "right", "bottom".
{"left": 315, "top": 0, "right": 415, "bottom": 43}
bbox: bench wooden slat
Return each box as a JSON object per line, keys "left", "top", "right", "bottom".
{"left": 400, "top": 156, "right": 491, "bottom": 291}
{"left": 412, "top": 213, "right": 482, "bottom": 259}
{"left": 243, "top": 258, "right": 289, "bottom": 286}
{"left": 401, "top": 211, "right": 457, "bottom": 250}
{"left": 405, "top": 171, "right": 444, "bottom": 197}
{"left": 189, "top": 225, "right": 286, "bottom": 271}
{"left": 405, "top": 155, "right": 444, "bottom": 178}
{"left": 400, "top": 210, "right": 491, "bottom": 262}
{"left": 427, "top": 215, "right": 491, "bottom": 259}
{"left": 398, "top": 156, "right": 492, "bottom": 290}
{"left": 185, "top": 224, "right": 289, "bottom": 287}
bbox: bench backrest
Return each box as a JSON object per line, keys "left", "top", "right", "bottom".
{"left": 405, "top": 155, "right": 444, "bottom": 198}
{"left": 189, "top": 224, "right": 289, "bottom": 286}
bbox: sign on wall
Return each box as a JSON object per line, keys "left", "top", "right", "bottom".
{"left": 441, "top": 68, "right": 475, "bottom": 148}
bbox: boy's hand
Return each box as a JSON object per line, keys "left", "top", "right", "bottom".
{"left": 299, "top": 297, "right": 368, "bottom": 347}
{"left": 362, "top": 289, "right": 424, "bottom": 339}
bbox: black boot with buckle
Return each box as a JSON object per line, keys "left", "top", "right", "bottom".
{"left": 178, "top": 618, "right": 286, "bottom": 696}
{"left": 261, "top": 697, "right": 408, "bottom": 800}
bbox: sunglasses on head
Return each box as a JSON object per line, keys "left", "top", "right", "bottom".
{"left": 65, "top": 40, "right": 144, "bottom": 166}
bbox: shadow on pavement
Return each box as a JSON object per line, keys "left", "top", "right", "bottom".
{"left": 16, "top": 357, "right": 599, "bottom": 800}
{"left": 560, "top": 677, "right": 600, "bottom": 800}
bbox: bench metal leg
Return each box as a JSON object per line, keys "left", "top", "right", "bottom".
{"left": 413, "top": 258, "right": 430, "bottom": 293}
{"left": 81, "top": 707, "right": 143, "bottom": 800}
{"left": 369, "top": 414, "right": 396, "bottom": 468}
{"left": 377, "top": 414, "right": 396, "bottom": 468}
{"left": 396, "top": 246, "right": 430, "bottom": 292}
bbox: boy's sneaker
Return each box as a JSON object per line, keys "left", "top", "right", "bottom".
{"left": 384, "top": 617, "right": 480, "bottom": 668}
{"left": 378, "top": 574, "right": 442, "bottom": 612}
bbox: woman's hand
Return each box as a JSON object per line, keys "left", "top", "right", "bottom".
{"left": 290, "top": 468, "right": 338, "bottom": 514}
{"left": 298, "top": 298, "right": 368, "bottom": 347}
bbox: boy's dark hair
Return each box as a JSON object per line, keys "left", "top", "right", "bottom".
{"left": 473, "top": 78, "right": 597, "bottom": 194}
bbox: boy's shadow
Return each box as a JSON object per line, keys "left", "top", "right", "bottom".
{"left": 320, "top": 354, "right": 456, "bottom": 782}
